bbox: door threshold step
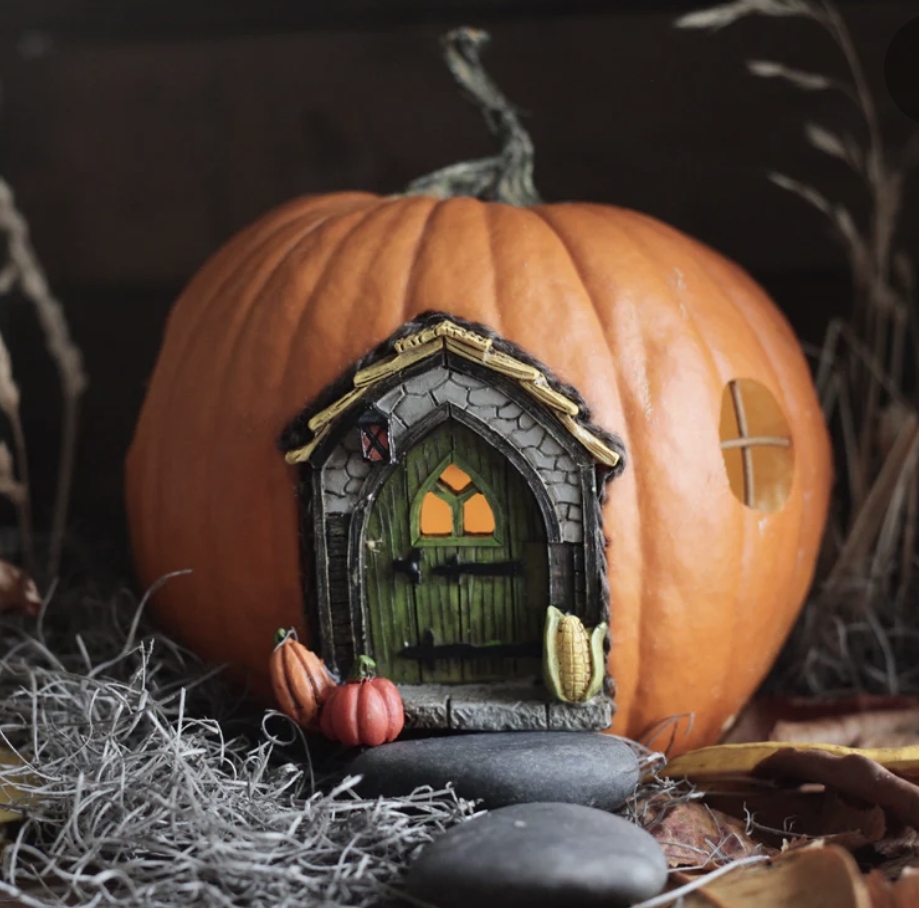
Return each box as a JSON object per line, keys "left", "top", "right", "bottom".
{"left": 398, "top": 680, "right": 613, "bottom": 732}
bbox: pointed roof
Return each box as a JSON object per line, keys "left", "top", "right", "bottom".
{"left": 279, "top": 313, "right": 626, "bottom": 477}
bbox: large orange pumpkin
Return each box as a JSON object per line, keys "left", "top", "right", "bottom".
{"left": 125, "top": 30, "right": 831, "bottom": 754}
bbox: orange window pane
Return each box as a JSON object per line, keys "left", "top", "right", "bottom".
{"left": 420, "top": 492, "right": 453, "bottom": 535}
{"left": 719, "top": 379, "right": 794, "bottom": 513}
{"left": 440, "top": 463, "right": 472, "bottom": 492}
{"left": 463, "top": 493, "right": 496, "bottom": 535}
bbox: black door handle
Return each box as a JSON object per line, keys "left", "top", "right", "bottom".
{"left": 432, "top": 554, "right": 523, "bottom": 580}
{"left": 392, "top": 547, "right": 423, "bottom": 584}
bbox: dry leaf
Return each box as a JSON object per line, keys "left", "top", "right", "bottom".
{"left": 748, "top": 60, "right": 838, "bottom": 92}
{"left": 650, "top": 801, "right": 767, "bottom": 868}
{"left": 769, "top": 171, "right": 834, "bottom": 214}
{"left": 805, "top": 123, "right": 864, "bottom": 172}
{"left": 870, "top": 828, "right": 919, "bottom": 881}
{"left": 661, "top": 742, "right": 919, "bottom": 786}
{"left": 865, "top": 867, "right": 919, "bottom": 908}
{"left": 753, "top": 749, "right": 919, "bottom": 831}
{"left": 675, "top": 1, "right": 810, "bottom": 31}
{"left": 721, "top": 696, "right": 919, "bottom": 745}
{"left": 772, "top": 710, "right": 919, "bottom": 749}
{"left": 705, "top": 787, "right": 886, "bottom": 850}
{"left": 678, "top": 845, "right": 871, "bottom": 908}
{"left": 0, "top": 559, "right": 40, "bottom": 616}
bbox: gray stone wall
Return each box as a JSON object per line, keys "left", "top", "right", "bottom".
{"left": 320, "top": 364, "right": 584, "bottom": 543}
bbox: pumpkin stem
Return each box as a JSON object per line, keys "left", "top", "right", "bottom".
{"left": 348, "top": 654, "right": 378, "bottom": 682}
{"left": 404, "top": 27, "right": 541, "bottom": 207}
{"left": 273, "top": 627, "right": 297, "bottom": 649}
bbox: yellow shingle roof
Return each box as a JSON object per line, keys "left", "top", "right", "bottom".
{"left": 284, "top": 320, "right": 621, "bottom": 469}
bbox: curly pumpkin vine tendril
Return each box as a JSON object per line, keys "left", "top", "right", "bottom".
{"left": 404, "top": 27, "right": 542, "bottom": 208}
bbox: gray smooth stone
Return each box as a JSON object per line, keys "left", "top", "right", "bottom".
{"left": 404, "top": 802, "right": 669, "bottom": 908}
{"left": 350, "top": 731, "right": 639, "bottom": 809}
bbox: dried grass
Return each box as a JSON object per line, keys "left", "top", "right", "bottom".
{"left": 0, "top": 176, "right": 86, "bottom": 583}
{"left": 679, "top": 0, "right": 919, "bottom": 697}
{"left": 0, "top": 583, "right": 478, "bottom": 908}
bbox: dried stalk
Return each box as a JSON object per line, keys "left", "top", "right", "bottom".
{"left": 0, "top": 443, "right": 26, "bottom": 515}
{"left": 0, "top": 178, "right": 86, "bottom": 582}
{"left": 0, "top": 332, "right": 33, "bottom": 574}
{"left": 679, "top": 0, "right": 919, "bottom": 695}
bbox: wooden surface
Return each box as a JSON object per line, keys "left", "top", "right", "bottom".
{"left": 1, "top": 5, "right": 914, "bottom": 287}
{"left": 0, "top": 0, "right": 890, "bottom": 40}
{"left": 0, "top": 2, "right": 914, "bottom": 565}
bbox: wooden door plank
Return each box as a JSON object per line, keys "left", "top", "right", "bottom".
{"left": 365, "top": 458, "right": 422, "bottom": 682}
{"left": 405, "top": 423, "right": 463, "bottom": 684}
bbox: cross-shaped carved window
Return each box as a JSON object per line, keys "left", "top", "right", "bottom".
{"left": 720, "top": 379, "right": 794, "bottom": 512}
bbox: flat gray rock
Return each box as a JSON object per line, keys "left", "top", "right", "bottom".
{"left": 350, "top": 731, "right": 639, "bottom": 809}
{"left": 404, "top": 802, "right": 668, "bottom": 908}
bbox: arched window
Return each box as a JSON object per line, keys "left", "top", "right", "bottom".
{"left": 719, "top": 379, "right": 794, "bottom": 513}
{"left": 413, "top": 459, "right": 501, "bottom": 545}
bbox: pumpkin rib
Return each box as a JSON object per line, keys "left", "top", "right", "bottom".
{"left": 233, "top": 200, "right": 411, "bottom": 433}
{"left": 355, "top": 196, "right": 446, "bottom": 356}
{"left": 531, "top": 206, "right": 646, "bottom": 725}
{"left": 130, "top": 199, "right": 371, "bottom": 589}
{"left": 276, "top": 197, "right": 441, "bottom": 462}
{"left": 399, "top": 196, "right": 446, "bottom": 319}
{"left": 243, "top": 205, "right": 413, "bottom": 619}
{"left": 612, "top": 213, "right": 752, "bottom": 737}
{"left": 490, "top": 203, "right": 597, "bottom": 372}
{"left": 379, "top": 679, "right": 402, "bottom": 738}
{"left": 206, "top": 210, "right": 366, "bottom": 408}
{"left": 594, "top": 208, "right": 740, "bottom": 737}
{"left": 362, "top": 687, "right": 385, "bottom": 746}
{"left": 189, "top": 204, "right": 396, "bottom": 670}
{"left": 687, "top": 242, "right": 824, "bottom": 624}
{"left": 719, "top": 255, "right": 833, "bottom": 600}
{"left": 629, "top": 210, "right": 825, "bottom": 736}
{"left": 402, "top": 197, "right": 501, "bottom": 333}
{"left": 155, "top": 196, "right": 374, "bottom": 424}
{"left": 536, "top": 206, "right": 700, "bottom": 736}
{"left": 129, "top": 206, "right": 329, "bottom": 572}
{"left": 610, "top": 210, "right": 732, "bottom": 385}
{"left": 271, "top": 645, "right": 300, "bottom": 721}
{"left": 625, "top": 211, "right": 791, "bottom": 396}
{"left": 178, "top": 212, "right": 367, "bottom": 603}
{"left": 143, "top": 220, "right": 338, "bottom": 596}
{"left": 343, "top": 685, "right": 363, "bottom": 748}
{"left": 274, "top": 200, "right": 397, "bottom": 396}
{"left": 523, "top": 206, "right": 633, "bottom": 430}
{"left": 482, "top": 201, "right": 505, "bottom": 338}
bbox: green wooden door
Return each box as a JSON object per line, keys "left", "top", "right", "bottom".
{"left": 364, "top": 419, "right": 548, "bottom": 684}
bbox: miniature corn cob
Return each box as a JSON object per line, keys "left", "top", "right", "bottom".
{"left": 543, "top": 605, "right": 607, "bottom": 703}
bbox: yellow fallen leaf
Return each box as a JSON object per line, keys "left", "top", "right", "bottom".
{"left": 660, "top": 742, "right": 919, "bottom": 785}
{"left": 678, "top": 845, "right": 870, "bottom": 908}
{"left": 0, "top": 745, "right": 30, "bottom": 824}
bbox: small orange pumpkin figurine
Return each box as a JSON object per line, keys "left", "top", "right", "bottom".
{"left": 319, "top": 655, "right": 405, "bottom": 747}
{"left": 269, "top": 629, "right": 337, "bottom": 729}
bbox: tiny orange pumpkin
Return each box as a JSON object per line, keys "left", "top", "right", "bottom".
{"left": 269, "top": 629, "right": 337, "bottom": 729}
{"left": 319, "top": 656, "right": 405, "bottom": 747}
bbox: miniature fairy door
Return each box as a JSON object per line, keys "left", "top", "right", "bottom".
{"left": 364, "top": 419, "right": 548, "bottom": 684}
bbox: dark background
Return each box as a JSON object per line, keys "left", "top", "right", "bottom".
{"left": 0, "top": 0, "right": 916, "bottom": 575}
